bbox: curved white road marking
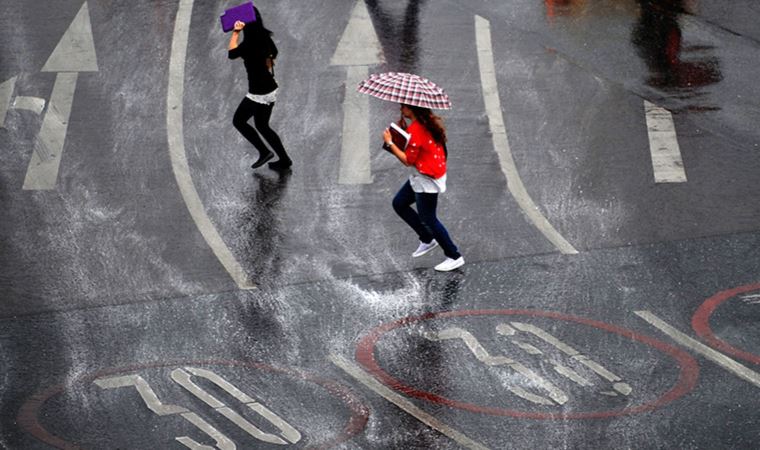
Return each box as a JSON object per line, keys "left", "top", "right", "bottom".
{"left": 168, "top": 0, "right": 254, "bottom": 289}
{"left": 474, "top": 15, "right": 578, "bottom": 255}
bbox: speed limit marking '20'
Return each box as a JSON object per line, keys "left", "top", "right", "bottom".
{"left": 356, "top": 309, "right": 699, "bottom": 419}
{"left": 18, "top": 360, "right": 369, "bottom": 449}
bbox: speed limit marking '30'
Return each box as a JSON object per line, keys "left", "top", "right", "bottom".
{"left": 356, "top": 309, "right": 700, "bottom": 419}
{"left": 18, "top": 360, "right": 369, "bottom": 449}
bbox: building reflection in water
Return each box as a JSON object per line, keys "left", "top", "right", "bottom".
{"left": 631, "top": 0, "right": 722, "bottom": 91}
{"left": 365, "top": 0, "right": 427, "bottom": 72}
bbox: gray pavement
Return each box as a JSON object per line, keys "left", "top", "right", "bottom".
{"left": 1, "top": 0, "right": 759, "bottom": 449}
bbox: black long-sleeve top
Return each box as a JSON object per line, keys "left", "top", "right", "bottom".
{"left": 228, "top": 33, "right": 278, "bottom": 95}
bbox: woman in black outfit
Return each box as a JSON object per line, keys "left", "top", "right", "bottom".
{"left": 228, "top": 9, "right": 291, "bottom": 170}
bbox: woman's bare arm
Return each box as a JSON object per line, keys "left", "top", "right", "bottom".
{"left": 228, "top": 21, "right": 244, "bottom": 50}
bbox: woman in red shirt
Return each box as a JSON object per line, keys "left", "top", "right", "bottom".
{"left": 383, "top": 104, "right": 464, "bottom": 272}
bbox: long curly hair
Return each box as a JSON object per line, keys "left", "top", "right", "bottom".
{"left": 407, "top": 105, "right": 447, "bottom": 145}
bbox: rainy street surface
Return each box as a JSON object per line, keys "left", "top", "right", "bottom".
{"left": 2, "top": 0, "right": 760, "bottom": 448}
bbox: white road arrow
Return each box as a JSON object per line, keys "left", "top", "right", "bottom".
{"left": 330, "top": 0, "right": 385, "bottom": 185}
{"left": 23, "top": 2, "right": 98, "bottom": 190}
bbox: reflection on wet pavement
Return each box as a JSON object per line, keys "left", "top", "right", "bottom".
{"left": 632, "top": 0, "right": 722, "bottom": 93}
{"left": 239, "top": 171, "right": 291, "bottom": 288}
{"left": 365, "top": 0, "right": 427, "bottom": 72}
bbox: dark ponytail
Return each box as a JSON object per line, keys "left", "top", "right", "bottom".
{"left": 245, "top": 7, "right": 273, "bottom": 38}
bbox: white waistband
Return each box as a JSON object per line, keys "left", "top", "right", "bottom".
{"left": 246, "top": 89, "right": 278, "bottom": 105}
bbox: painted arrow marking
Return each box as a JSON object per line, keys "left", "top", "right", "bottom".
{"left": 1, "top": 77, "right": 47, "bottom": 126}
{"left": 644, "top": 100, "right": 687, "bottom": 183}
{"left": 13, "top": 97, "right": 46, "bottom": 115}
{"left": 331, "top": 0, "right": 385, "bottom": 185}
{"left": 23, "top": 2, "right": 98, "bottom": 190}
{"left": 0, "top": 76, "right": 17, "bottom": 125}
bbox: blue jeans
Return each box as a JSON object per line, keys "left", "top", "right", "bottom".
{"left": 392, "top": 181, "right": 461, "bottom": 259}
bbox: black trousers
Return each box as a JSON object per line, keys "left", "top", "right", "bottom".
{"left": 233, "top": 98, "right": 290, "bottom": 162}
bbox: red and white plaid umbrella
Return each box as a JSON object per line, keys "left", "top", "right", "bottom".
{"left": 357, "top": 72, "right": 452, "bottom": 110}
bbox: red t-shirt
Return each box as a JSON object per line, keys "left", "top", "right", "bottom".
{"left": 405, "top": 121, "right": 447, "bottom": 179}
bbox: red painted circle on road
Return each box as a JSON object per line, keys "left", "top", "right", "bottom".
{"left": 18, "top": 359, "right": 369, "bottom": 450}
{"left": 356, "top": 309, "right": 699, "bottom": 419}
{"left": 692, "top": 283, "right": 760, "bottom": 365}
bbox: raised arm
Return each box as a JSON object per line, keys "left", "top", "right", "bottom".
{"left": 228, "top": 20, "right": 245, "bottom": 51}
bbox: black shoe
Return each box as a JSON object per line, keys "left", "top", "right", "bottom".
{"left": 251, "top": 152, "right": 275, "bottom": 169}
{"left": 268, "top": 159, "right": 292, "bottom": 171}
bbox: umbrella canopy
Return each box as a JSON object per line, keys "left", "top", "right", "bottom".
{"left": 357, "top": 72, "right": 452, "bottom": 110}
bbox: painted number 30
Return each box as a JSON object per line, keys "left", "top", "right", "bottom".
{"left": 94, "top": 367, "right": 301, "bottom": 449}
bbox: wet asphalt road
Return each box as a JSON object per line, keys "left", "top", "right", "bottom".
{"left": 1, "top": 0, "right": 760, "bottom": 448}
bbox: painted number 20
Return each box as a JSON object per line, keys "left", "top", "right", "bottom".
{"left": 94, "top": 367, "right": 301, "bottom": 449}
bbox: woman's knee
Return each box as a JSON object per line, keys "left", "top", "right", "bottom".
{"left": 394, "top": 192, "right": 415, "bottom": 213}
{"left": 232, "top": 113, "right": 247, "bottom": 129}
{"left": 253, "top": 117, "right": 272, "bottom": 133}
{"left": 417, "top": 210, "right": 438, "bottom": 228}
{"left": 392, "top": 196, "right": 405, "bottom": 213}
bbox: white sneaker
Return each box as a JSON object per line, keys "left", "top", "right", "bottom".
{"left": 412, "top": 240, "right": 439, "bottom": 258}
{"left": 434, "top": 256, "right": 465, "bottom": 272}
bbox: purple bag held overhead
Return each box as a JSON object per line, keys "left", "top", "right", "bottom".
{"left": 220, "top": 1, "right": 256, "bottom": 32}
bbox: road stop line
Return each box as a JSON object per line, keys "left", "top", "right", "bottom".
{"left": 636, "top": 310, "right": 760, "bottom": 389}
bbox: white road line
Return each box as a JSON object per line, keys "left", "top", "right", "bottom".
{"left": 330, "top": 354, "right": 491, "bottom": 450}
{"left": 0, "top": 76, "right": 16, "bottom": 125}
{"left": 338, "top": 65, "right": 372, "bottom": 184}
{"left": 644, "top": 101, "right": 687, "bottom": 183}
{"left": 168, "top": 0, "right": 254, "bottom": 289}
{"left": 635, "top": 310, "right": 760, "bottom": 389}
{"left": 474, "top": 16, "right": 578, "bottom": 255}
{"left": 13, "top": 96, "right": 46, "bottom": 115}
{"left": 22, "top": 72, "right": 78, "bottom": 190}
